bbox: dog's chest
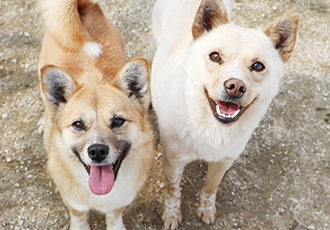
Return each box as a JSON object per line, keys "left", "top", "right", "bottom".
{"left": 162, "top": 115, "right": 252, "bottom": 163}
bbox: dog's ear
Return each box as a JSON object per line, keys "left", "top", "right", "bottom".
{"left": 117, "top": 57, "right": 150, "bottom": 109}
{"left": 40, "top": 65, "right": 77, "bottom": 109}
{"left": 192, "top": 0, "right": 229, "bottom": 40}
{"left": 264, "top": 13, "right": 299, "bottom": 63}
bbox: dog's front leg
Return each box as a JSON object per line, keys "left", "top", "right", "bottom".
{"left": 106, "top": 207, "right": 126, "bottom": 230}
{"left": 196, "top": 159, "right": 234, "bottom": 225}
{"left": 68, "top": 208, "right": 90, "bottom": 230}
{"left": 162, "top": 152, "right": 186, "bottom": 230}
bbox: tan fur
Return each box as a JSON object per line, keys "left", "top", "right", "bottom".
{"left": 38, "top": 0, "right": 153, "bottom": 229}
{"left": 38, "top": 3, "right": 126, "bottom": 84}
{"left": 264, "top": 13, "right": 299, "bottom": 62}
{"left": 39, "top": 0, "right": 103, "bottom": 57}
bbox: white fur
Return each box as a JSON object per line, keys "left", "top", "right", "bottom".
{"left": 149, "top": 0, "right": 289, "bottom": 228}
{"left": 106, "top": 212, "right": 126, "bottom": 230}
{"left": 70, "top": 211, "right": 90, "bottom": 230}
{"left": 150, "top": 0, "right": 283, "bottom": 163}
{"left": 83, "top": 42, "right": 103, "bottom": 59}
{"left": 37, "top": 114, "right": 45, "bottom": 134}
{"left": 196, "top": 190, "right": 217, "bottom": 224}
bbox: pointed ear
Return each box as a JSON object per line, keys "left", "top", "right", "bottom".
{"left": 40, "top": 65, "right": 77, "bottom": 109}
{"left": 117, "top": 57, "right": 150, "bottom": 109}
{"left": 264, "top": 13, "right": 299, "bottom": 63}
{"left": 192, "top": 0, "right": 229, "bottom": 40}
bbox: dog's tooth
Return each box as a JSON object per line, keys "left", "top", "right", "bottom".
{"left": 216, "top": 104, "right": 221, "bottom": 115}
{"left": 233, "top": 109, "right": 240, "bottom": 117}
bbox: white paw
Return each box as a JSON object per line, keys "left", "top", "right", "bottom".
{"left": 196, "top": 190, "right": 217, "bottom": 225}
{"left": 70, "top": 214, "right": 90, "bottom": 230}
{"left": 106, "top": 226, "right": 126, "bottom": 230}
{"left": 162, "top": 207, "right": 182, "bottom": 230}
{"left": 106, "top": 211, "right": 126, "bottom": 230}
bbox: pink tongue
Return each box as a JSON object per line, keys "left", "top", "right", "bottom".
{"left": 89, "top": 165, "right": 114, "bottom": 195}
{"left": 217, "top": 101, "right": 239, "bottom": 116}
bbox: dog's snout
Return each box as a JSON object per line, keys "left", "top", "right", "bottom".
{"left": 224, "top": 78, "right": 246, "bottom": 98}
{"left": 88, "top": 144, "right": 109, "bottom": 162}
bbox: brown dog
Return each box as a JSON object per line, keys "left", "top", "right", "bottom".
{"left": 38, "top": 0, "right": 153, "bottom": 229}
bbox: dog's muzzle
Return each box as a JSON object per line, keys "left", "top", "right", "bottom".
{"left": 72, "top": 141, "right": 131, "bottom": 195}
{"left": 204, "top": 80, "right": 255, "bottom": 125}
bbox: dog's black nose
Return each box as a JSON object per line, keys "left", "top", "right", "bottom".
{"left": 88, "top": 144, "right": 109, "bottom": 162}
{"left": 224, "top": 78, "right": 247, "bottom": 98}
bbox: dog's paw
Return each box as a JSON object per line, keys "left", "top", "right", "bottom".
{"left": 162, "top": 194, "right": 183, "bottom": 229}
{"left": 37, "top": 114, "right": 45, "bottom": 134}
{"left": 162, "top": 208, "right": 182, "bottom": 230}
{"left": 106, "top": 226, "right": 126, "bottom": 230}
{"left": 105, "top": 208, "right": 126, "bottom": 230}
{"left": 69, "top": 212, "right": 90, "bottom": 230}
{"left": 196, "top": 190, "right": 217, "bottom": 225}
{"left": 196, "top": 203, "right": 216, "bottom": 225}
{"left": 70, "top": 225, "right": 90, "bottom": 230}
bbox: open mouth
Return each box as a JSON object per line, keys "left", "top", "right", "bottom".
{"left": 72, "top": 143, "right": 131, "bottom": 195}
{"left": 204, "top": 89, "right": 254, "bottom": 124}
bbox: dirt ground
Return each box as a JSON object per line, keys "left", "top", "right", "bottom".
{"left": 1, "top": 0, "right": 330, "bottom": 229}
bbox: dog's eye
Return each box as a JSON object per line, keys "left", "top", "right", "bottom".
{"left": 112, "top": 118, "right": 125, "bottom": 128}
{"left": 251, "top": 61, "right": 265, "bottom": 72}
{"left": 72, "top": 121, "right": 85, "bottom": 131}
{"left": 209, "top": 52, "right": 222, "bottom": 63}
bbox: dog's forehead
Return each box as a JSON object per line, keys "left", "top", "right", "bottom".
{"left": 196, "top": 24, "right": 272, "bottom": 57}
{"left": 64, "top": 85, "right": 137, "bottom": 120}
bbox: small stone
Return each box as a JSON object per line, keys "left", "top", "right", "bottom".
{"left": 6, "top": 157, "right": 12, "bottom": 162}
{"left": 18, "top": 220, "right": 24, "bottom": 226}
{"left": 2, "top": 113, "right": 8, "bottom": 119}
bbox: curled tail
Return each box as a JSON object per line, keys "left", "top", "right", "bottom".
{"left": 39, "top": 0, "right": 102, "bottom": 58}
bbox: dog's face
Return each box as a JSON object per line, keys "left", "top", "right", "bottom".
{"left": 186, "top": 0, "right": 298, "bottom": 125}
{"left": 41, "top": 58, "right": 150, "bottom": 195}
{"left": 60, "top": 86, "right": 141, "bottom": 195}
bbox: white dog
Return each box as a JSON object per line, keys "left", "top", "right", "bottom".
{"left": 148, "top": 0, "right": 299, "bottom": 229}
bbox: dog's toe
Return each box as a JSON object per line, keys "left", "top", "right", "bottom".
{"left": 196, "top": 204, "right": 216, "bottom": 225}
{"left": 162, "top": 208, "right": 182, "bottom": 230}
{"left": 196, "top": 191, "right": 217, "bottom": 225}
